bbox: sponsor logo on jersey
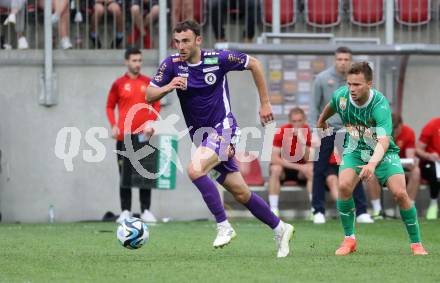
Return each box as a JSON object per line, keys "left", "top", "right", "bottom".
{"left": 339, "top": 97, "right": 347, "bottom": 110}
{"left": 228, "top": 54, "right": 244, "bottom": 64}
{"left": 172, "top": 57, "right": 182, "bottom": 62}
{"left": 154, "top": 62, "right": 167, "bottom": 82}
{"left": 204, "top": 73, "right": 217, "bottom": 85}
{"left": 178, "top": 65, "right": 188, "bottom": 71}
{"left": 203, "top": 66, "right": 220, "bottom": 73}
{"left": 204, "top": 57, "right": 219, "bottom": 65}
{"left": 124, "top": 83, "right": 131, "bottom": 92}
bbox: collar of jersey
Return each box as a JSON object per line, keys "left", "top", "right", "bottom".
{"left": 186, "top": 49, "right": 204, "bottom": 67}
{"left": 349, "top": 89, "right": 374, "bottom": 109}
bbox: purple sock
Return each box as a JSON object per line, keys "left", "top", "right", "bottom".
{"left": 244, "top": 192, "right": 280, "bottom": 229}
{"left": 193, "top": 175, "right": 227, "bottom": 223}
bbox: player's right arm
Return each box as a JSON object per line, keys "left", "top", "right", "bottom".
{"left": 316, "top": 103, "right": 336, "bottom": 129}
{"left": 146, "top": 77, "right": 186, "bottom": 103}
{"left": 145, "top": 57, "right": 185, "bottom": 103}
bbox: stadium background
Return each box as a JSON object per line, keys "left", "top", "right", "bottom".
{"left": 0, "top": 0, "right": 440, "bottom": 223}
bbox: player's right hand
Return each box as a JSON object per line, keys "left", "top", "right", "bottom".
{"left": 167, "top": 77, "right": 187, "bottom": 91}
{"left": 111, "top": 125, "right": 120, "bottom": 139}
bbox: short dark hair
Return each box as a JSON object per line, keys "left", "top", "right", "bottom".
{"left": 348, "top": 62, "right": 373, "bottom": 82}
{"left": 173, "top": 20, "right": 201, "bottom": 37}
{"left": 124, "top": 47, "right": 142, "bottom": 60}
{"left": 288, "top": 107, "right": 306, "bottom": 120}
{"left": 335, "top": 46, "right": 352, "bottom": 55}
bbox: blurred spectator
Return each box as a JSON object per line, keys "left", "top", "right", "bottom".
{"left": 367, "top": 114, "right": 421, "bottom": 220}
{"left": 172, "top": 0, "right": 194, "bottom": 30}
{"left": 416, "top": 117, "right": 440, "bottom": 220}
{"left": 106, "top": 47, "right": 161, "bottom": 223}
{"left": 90, "top": 0, "right": 123, "bottom": 49}
{"left": 127, "top": 0, "right": 159, "bottom": 48}
{"left": 210, "top": 0, "right": 257, "bottom": 42}
{"left": 268, "top": 107, "right": 313, "bottom": 217}
{"left": 310, "top": 46, "right": 372, "bottom": 224}
{"left": 1, "top": 0, "right": 28, "bottom": 49}
{"left": 38, "top": 0, "right": 72, "bottom": 49}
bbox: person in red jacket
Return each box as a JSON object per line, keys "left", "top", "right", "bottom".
{"left": 416, "top": 117, "right": 440, "bottom": 220}
{"left": 268, "top": 107, "right": 313, "bottom": 217}
{"left": 106, "top": 47, "right": 160, "bottom": 223}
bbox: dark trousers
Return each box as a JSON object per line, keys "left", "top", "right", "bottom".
{"left": 421, "top": 161, "right": 440, "bottom": 199}
{"left": 312, "top": 132, "right": 368, "bottom": 215}
{"left": 210, "top": 0, "right": 257, "bottom": 40}
{"left": 116, "top": 139, "right": 152, "bottom": 212}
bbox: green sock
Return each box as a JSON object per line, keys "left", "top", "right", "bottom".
{"left": 337, "top": 198, "right": 356, "bottom": 236}
{"left": 400, "top": 205, "right": 421, "bottom": 243}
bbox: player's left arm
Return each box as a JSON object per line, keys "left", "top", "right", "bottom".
{"left": 358, "top": 100, "right": 392, "bottom": 181}
{"left": 246, "top": 56, "right": 273, "bottom": 126}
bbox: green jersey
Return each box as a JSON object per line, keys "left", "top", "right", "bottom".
{"left": 330, "top": 86, "right": 400, "bottom": 155}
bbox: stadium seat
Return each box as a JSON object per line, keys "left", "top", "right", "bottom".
{"left": 261, "top": 0, "right": 296, "bottom": 27}
{"left": 235, "top": 152, "right": 265, "bottom": 186}
{"left": 350, "top": 0, "right": 385, "bottom": 26}
{"left": 305, "top": 0, "right": 341, "bottom": 27}
{"left": 395, "top": 0, "right": 431, "bottom": 25}
{"left": 193, "top": 0, "right": 206, "bottom": 25}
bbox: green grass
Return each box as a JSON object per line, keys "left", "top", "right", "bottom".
{"left": 0, "top": 219, "right": 438, "bottom": 283}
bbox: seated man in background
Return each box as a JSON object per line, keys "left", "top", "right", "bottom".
{"left": 268, "top": 107, "right": 313, "bottom": 217}
{"left": 416, "top": 117, "right": 440, "bottom": 220}
{"left": 367, "top": 114, "right": 421, "bottom": 219}
{"left": 89, "top": 0, "right": 124, "bottom": 48}
{"left": 127, "top": 0, "right": 159, "bottom": 48}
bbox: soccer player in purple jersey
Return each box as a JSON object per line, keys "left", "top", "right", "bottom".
{"left": 145, "top": 20, "right": 294, "bottom": 257}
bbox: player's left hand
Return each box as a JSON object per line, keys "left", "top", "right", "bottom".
{"left": 357, "top": 163, "right": 376, "bottom": 182}
{"left": 259, "top": 102, "right": 274, "bottom": 127}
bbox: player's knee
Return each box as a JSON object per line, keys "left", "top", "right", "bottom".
{"left": 108, "top": 4, "right": 121, "bottom": 15}
{"left": 338, "top": 180, "right": 353, "bottom": 197}
{"left": 270, "top": 164, "right": 282, "bottom": 178}
{"left": 393, "top": 189, "right": 408, "bottom": 203}
{"left": 233, "top": 189, "right": 251, "bottom": 204}
{"left": 187, "top": 163, "right": 204, "bottom": 181}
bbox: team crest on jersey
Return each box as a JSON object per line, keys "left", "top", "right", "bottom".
{"left": 339, "top": 97, "right": 347, "bottom": 110}
{"left": 204, "top": 73, "right": 217, "bottom": 85}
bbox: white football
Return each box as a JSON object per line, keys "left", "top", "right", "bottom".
{"left": 117, "top": 217, "right": 149, "bottom": 249}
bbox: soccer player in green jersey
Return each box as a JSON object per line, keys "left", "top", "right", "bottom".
{"left": 317, "top": 62, "right": 428, "bottom": 256}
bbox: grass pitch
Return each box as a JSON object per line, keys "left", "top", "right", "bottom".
{"left": 0, "top": 219, "right": 438, "bottom": 283}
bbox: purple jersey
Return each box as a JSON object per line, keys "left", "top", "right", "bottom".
{"left": 150, "top": 49, "right": 249, "bottom": 139}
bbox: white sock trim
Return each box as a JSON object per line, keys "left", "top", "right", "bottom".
{"left": 273, "top": 220, "right": 284, "bottom": 235}
{"left": 269, "top": 195, "right": 279, "bottom": 210}
{"left": 371, "top": 199, "right": 382, "bottom": 213}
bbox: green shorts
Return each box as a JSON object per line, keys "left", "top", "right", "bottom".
{"left": 339, "top": 150, "right": 404, "bottom": 185}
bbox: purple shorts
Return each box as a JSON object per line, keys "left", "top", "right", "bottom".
{"left": 200, "top": 127, "right": 241, "bottom": 184}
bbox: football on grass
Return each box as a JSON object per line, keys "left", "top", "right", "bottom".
{"left": 117, "top": 217, "right": 149, "bottom": 249}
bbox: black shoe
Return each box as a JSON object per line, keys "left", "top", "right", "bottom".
{"left": 111, "top": 36, "right": 123, "bottom": 49}
{"left": 89, "top": 34, "right": 102, "bottom": 49}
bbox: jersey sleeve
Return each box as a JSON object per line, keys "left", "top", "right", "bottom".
{"left": 372, "top": 98, "right": 393, "bottom": 138}
{"left": 106, "top": 81, "right": 119, "bottom": 127}
{"left": 419, "top": 120, "right": 435, "bottom": 145}
{"left": 329, "top": 90, "right": 339, "bottom": 112}
{"left": 218, "top": 50, "right": 249, "bottom": 73}
{"left": 150, "top": 57, "right": 175, "bottom": 87}
{"left": 273, "top": 127, "right": 284, "bottom": 148}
